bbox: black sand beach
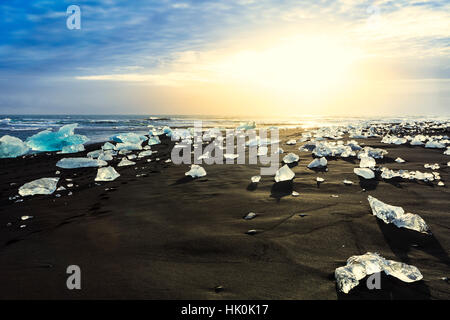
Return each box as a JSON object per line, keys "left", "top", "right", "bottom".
{"left": 0, "top": 128, "right": 449, "bottom": 299}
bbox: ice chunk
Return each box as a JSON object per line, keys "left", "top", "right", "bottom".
{"left": 343, "top": 180, "right": 353, "bottom": 185}
{"left": 148, "top": 136, "right": 161, "bottom": 146}
{"left": 251, "top": 175, "right": 261, "bottom": 183}
{"left": 224, "top": 153, "right": 239, "bottom": 160}
{"left": 274, "top": 164, "right": 295, "bottom": 182}
{"left": 424, "top": 163, "right": 440, "bottom": 170}
{"left": 244, "top": 212, "right": 257, "bottom": 220}
{"left": 185, "top": 164, "right": 207, "bottom": 178}
{"left": 335, "top": 252, "right": 423, "bottom": 294}
{"left": 286, "top": 139, "right": 297, "bottom": 145}
{"left": 58, "top": 144, "right": 85, "bottom": 154}
{"left": 18, "top": 177, "right": 59, "bottom": 196}
{"left": 368, "top": 196, "right": 430, "bottom": 234}
{"left": 236, "top": 121, "right": 256, "bottom": 130}
{"left": 98, "top": 152, "right": 113, "bottom": 161}
{"left": 118, "top": 158, "right": 136, "bottom": 167}
{"left": 102, "top": 142, "right": 115, "bottom": 150}
{"left": 95, "top": 166, "right": 120, "bottom": 182}
{"left": 316, "top": 177, "right": 324, "bottom": 183}
{"left": 114, "top": 142, "right": 142, "bottom": 151}
{"left": 395, "top": 157, "right": 406, "bottom": 163}
{"left": 283, "top": 153, "right": 299, "bottom": 164}
{"left": 26, "top": 124, "right": 89, "bottom": 152}
{"left": 56, "top": 157, "right": 107, "bottom": 169}
{"left": 359, "top": 156, "right": 376, "bottom": 168}
{"left": 0, "top": 135, "right": 30, "bottom": 158}
{"left": 438, "top": 181, "right": 445, "bottom": 187}
{"left": 444, "top": 147, "right": 450, "bottom": 155}
{"left": 138, "top": 150, "right": 153, "bottom": 158}
{"left": 354, "top": 168, "right": 375, "bottom": 179}
{"left": 425, "top": 140, "right": 445, "bottom": 149}
{"left": 358, "top": 147, "right": 387, "bottom": 159}
{"left": 291, "top": 191, "right": 299, "bottom": 197}
{"left": 307, "top": 157, "right": 327, "bottom": 169}
{"left": 110, "top": 132, "right": 147, "bottom": 144}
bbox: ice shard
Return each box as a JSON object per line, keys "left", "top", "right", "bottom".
{"left": 367, "top": 196, "right": 430, "bottom": 234}
{"left": 95, "top": 166, "right": 120, "bottom": 182}
{"left": 274, "top": 164, "right": 295, "bottom": 182}
{"left": 56, "top": 157, "right": 107, "bottom": 169}
{"left": 185, "top": 164, "right": 207, "bottom": 178}
{"left": 18, "top": 177, "right": 60, "bottom": 196}
{"left": 335, "top": 252, "right": 423, "bottom": 294}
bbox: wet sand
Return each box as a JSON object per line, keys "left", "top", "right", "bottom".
{"left": 0, "top": 128, "right": 449, "bottom": 299}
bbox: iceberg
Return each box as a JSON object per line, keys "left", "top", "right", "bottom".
{"left": 185, "top": 164, "right": 207, "bottom": 178}
{"left": 19, "top": 177, "right": 59, "bottom": 196}
{"left": 274, "top": 164, "right": 295, "bottom": 182}
{"left": 95, "top": 166, "right": 120, "bottom": 182}
{"left": 56, "top": 157, "right": 107, "bottom": 169}
{"left": 307, "top": 157, "right": 327, "bottom": 169}
{"left": 335, "top": 252, "right": 423, "bottom": 294}
{"left": 138, "top": 150, "right": 153, "bottom": 158}
{"left": 395, "top": 157, "right": 406, "bottom": 163}
{"left": 114, "top": 142, "right": 143, "bottom": 151}
{"left": 354, "top": 168, "right": 375, "bottom": 179}
{"left": 358, "top": 147, "right": 387, "bottom": 159}
{"left": 26, "top": 124, "right": 89, "bottom": 152}
{"left": 368, "top": 196, "right": 430, "bottom": 234}
{"left": 0, "top": 135, "right": 30, "bottom": 158}
{"left": 283, "top": 153, "right": 299, "bottom": 164}
{"left": 58, "top": 144, "right": 85, "bottom": 154}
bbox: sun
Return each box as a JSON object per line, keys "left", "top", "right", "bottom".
{"left": 210, "top": 35, "right": 361, "bottom": 101}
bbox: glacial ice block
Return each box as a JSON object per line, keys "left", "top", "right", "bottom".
{"left": 185, "top": 164, "right": 207, "bottom": 178}
{"left": 95, "top": 166, "right": 120, "bottom": 182}
{"left": 354, "top": 168, "right": 375, "bottom": 179}
{"left": 19, "top": 177, "right": 60, "bottom": 196}
{"left": 110, "top": 132, "right": 147, "bottom": 144}
{"left": 359, "top": 156, "right": 376, "bottom": 168}
{"left": 367, "top": 196, "right": 430, "bottom": 234}
{"left": 58, "top": 144, "right": 85, "bottom": 154}
{"left": 307, "top": 157, "right": 327, "bottom": 169}
{"left": 26, "top": 124, "right": 89, "bottom": 152}
{"left": 0, "top": 135, "right": 30, "bottom": 158}
{"left": 283, "top": 153, "right": 299, "bottom": 164}
{"left": 274, "top": 165, "right": 295, "bottom": 182}
{"left": 56, "top": 157, "right": 107, "bottom": 169}
{"left": 147, "top": 136, "right": 161, "bottom": 146}
{"left": 118, "top": 158, "right": 136, "bottom": 167}
{"left": 335, "top": 252, "right": 423, "bottom": 294}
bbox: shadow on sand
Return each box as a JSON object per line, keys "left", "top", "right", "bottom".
{"left": 270, "top": 181, "right": 293, "bottom": 201}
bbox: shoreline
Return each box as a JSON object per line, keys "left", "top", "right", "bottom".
{"left": 0, "top": 128, "right": 449, "bottom": 299}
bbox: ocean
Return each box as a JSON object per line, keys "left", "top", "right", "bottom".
{"left": 1, "top": 114, "right": 448, "bottom": 145}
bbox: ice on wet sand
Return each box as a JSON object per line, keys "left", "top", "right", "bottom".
{"left": 274, "top": 165, "right": 295, "bottom": 182}
{"left": 307, "top": 157, "right": 327, "bottom": 169}
{"left": 283, "top": 153, "right": 299, "bottom": 164}
{"left": 354, "top": 168, "right": 375, "bottom": 179}
{"left": 368, "top": 196, "right": 430, "bottom": 234}
{"left": 56, "top": 158, "right": 107, "bottom": 169}
{"left": 18, "top": 177, "right": 60, "bottom": 196}
{"left": 26, "top": 124, "right": 89, "bottom": 152}
{"left": 251, "top": 175, "right": 261, "bottom": 183}
{"left": 95, "top": 166, "right": 120, "bottom": 182}
{"left": 335, "top": 252, "right": 423, "bottom": 294}
{"left": 185, "top": 164, "right": 207, "bottom": 178}
{"left": 0, "top": 135, "right": 30, "bottom": 158}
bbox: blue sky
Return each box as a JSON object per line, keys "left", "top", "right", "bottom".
{"left": 0, "top": 0, "right": 449, "bottom": 116}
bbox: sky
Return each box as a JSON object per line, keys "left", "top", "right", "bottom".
{"left": 0, "top": 0, "right": 449, "bottom": 117}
